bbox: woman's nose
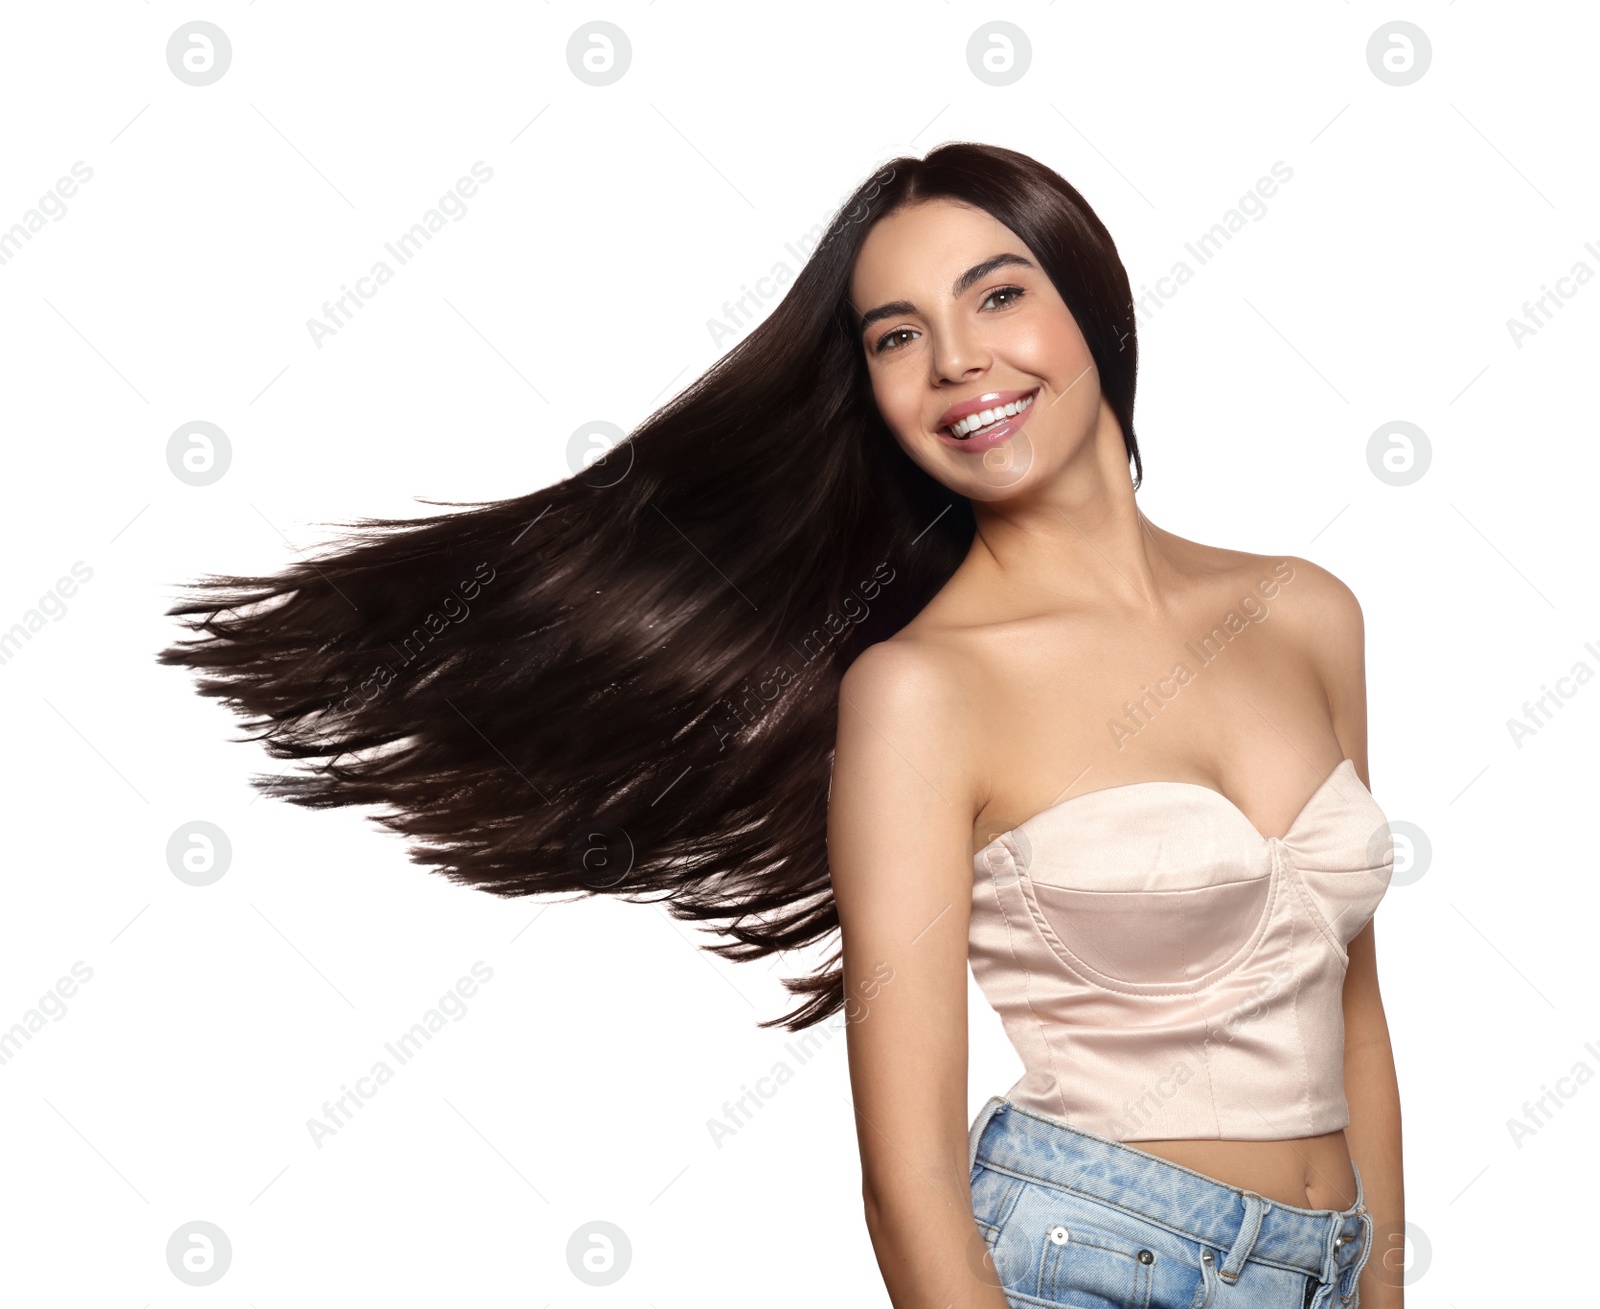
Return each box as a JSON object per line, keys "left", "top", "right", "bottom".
{"left": 931, "top": 328, "right": 990, "bottom": 384}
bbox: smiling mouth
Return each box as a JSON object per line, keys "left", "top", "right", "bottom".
{"left": 944, "top": 389, "right": 1038, "bottom": 440}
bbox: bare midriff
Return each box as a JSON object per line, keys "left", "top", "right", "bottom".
{"left": 1126, "top": 1130, "right": 1358, "bottom": 1212}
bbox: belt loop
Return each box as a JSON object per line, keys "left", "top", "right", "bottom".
{"left": 968, "top": 1096, "right": 1007, "bottom": 1176}
{"left": 1326, "top": 1160, "right": 1369, "bottom": 1286}
{"left": 1218, "top": 1191, "right": 1271, "bottom": 1283}
{"left": 1344, "top": 1211, "right": 1375, "bottom": 1298}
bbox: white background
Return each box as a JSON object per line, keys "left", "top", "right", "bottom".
{"left": 1, "top": 2, "right": 1595, "bottom": 1305}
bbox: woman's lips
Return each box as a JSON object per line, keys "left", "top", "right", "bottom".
{"left": 937, "top": 388, "right": 1039, "bottom": 454}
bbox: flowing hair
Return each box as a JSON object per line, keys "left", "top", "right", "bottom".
{"left": 156, "top": 140, "right": 1142, "bottom": 1031}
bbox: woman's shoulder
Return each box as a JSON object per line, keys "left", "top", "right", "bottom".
{"left": 833, "top": 626, "right": 996, "bottom": 823}
{"left": 1163, "top": 530, "right": 1364, "bottom": 631}
{"left": 842, "top": 559, "right": 1035, "bottom": 707}
{"left": 838, "top": 621, "right": 984, "bottom": 712}
{"left": 1166, "top": 539, "right": 1371, "bottom": 744}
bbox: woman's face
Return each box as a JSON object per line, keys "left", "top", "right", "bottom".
{"left": 848, "top": 198, "right": 1103, "bottom": 496}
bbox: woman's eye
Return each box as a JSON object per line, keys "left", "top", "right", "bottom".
{"left": 983, "top": 285, "right": 1025, "bottom": 311}
{"left": 872, "top": 287, "right": 1024, "bottom": 355}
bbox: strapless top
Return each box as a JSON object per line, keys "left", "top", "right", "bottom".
{"left": 968, "top": 758, "right": 1394, "bottom": 1142}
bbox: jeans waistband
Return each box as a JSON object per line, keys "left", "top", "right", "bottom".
{"left": 968, "top": 1096, "right": 1370, "bottom": 1286}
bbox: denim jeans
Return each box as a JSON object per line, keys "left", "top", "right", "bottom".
{"left": 968, "top": 1097, "right": 1374, "bottom": 1308}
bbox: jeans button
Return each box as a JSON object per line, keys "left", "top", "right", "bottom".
{"left": 1138, "top": 1248, "right": 1154, "bottom": 1264}
{"left": 1048, "top": 1225, "right": 1070, "bottom": 1245}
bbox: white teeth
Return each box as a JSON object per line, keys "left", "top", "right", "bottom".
{"left": 948, "top": 391, "right": 1035, "bottom": 439}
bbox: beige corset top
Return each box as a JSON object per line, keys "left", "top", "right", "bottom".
{"left": 968, "top": 758, "right": 1394, "bottom": 1142}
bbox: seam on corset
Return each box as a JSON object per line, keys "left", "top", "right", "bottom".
{"left": 1279, "top": 855, "right": 1351, "bottom": 964}
{"left": 1284, "top": 846, "right": 1316, "bottom": 1136}
{"left": 1028, "top": 874, "right": 1274, "bottom": 896}
{"left": 984, "top": 842, "right": 1075, "bottom": 1124}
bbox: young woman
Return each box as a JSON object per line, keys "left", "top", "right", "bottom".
{"left": 160, "top": 142, "right": 1402, "bottom": 1309}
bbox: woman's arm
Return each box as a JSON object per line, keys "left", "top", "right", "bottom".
{"left": 828, "top": 640, "right": 1011, "bottom": 1309}
{"left": 1300, "top": 560, "right": 1405, "bottom": 1308}
{"left": 1343, "top": 920, "right": 1405, "bottom": 1309}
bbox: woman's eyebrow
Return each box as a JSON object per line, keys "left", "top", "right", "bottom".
{"left": 856, "top": 252, "right": 1037, "bottom": 336}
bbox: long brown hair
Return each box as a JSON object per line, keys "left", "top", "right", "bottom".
{"left": 156, "top": 140, "right": 1142, "bottom": 1031}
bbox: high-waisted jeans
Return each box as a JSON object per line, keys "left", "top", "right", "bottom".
{"left": 968, "top": 1097, "right": 1374, "bottom": 1308}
